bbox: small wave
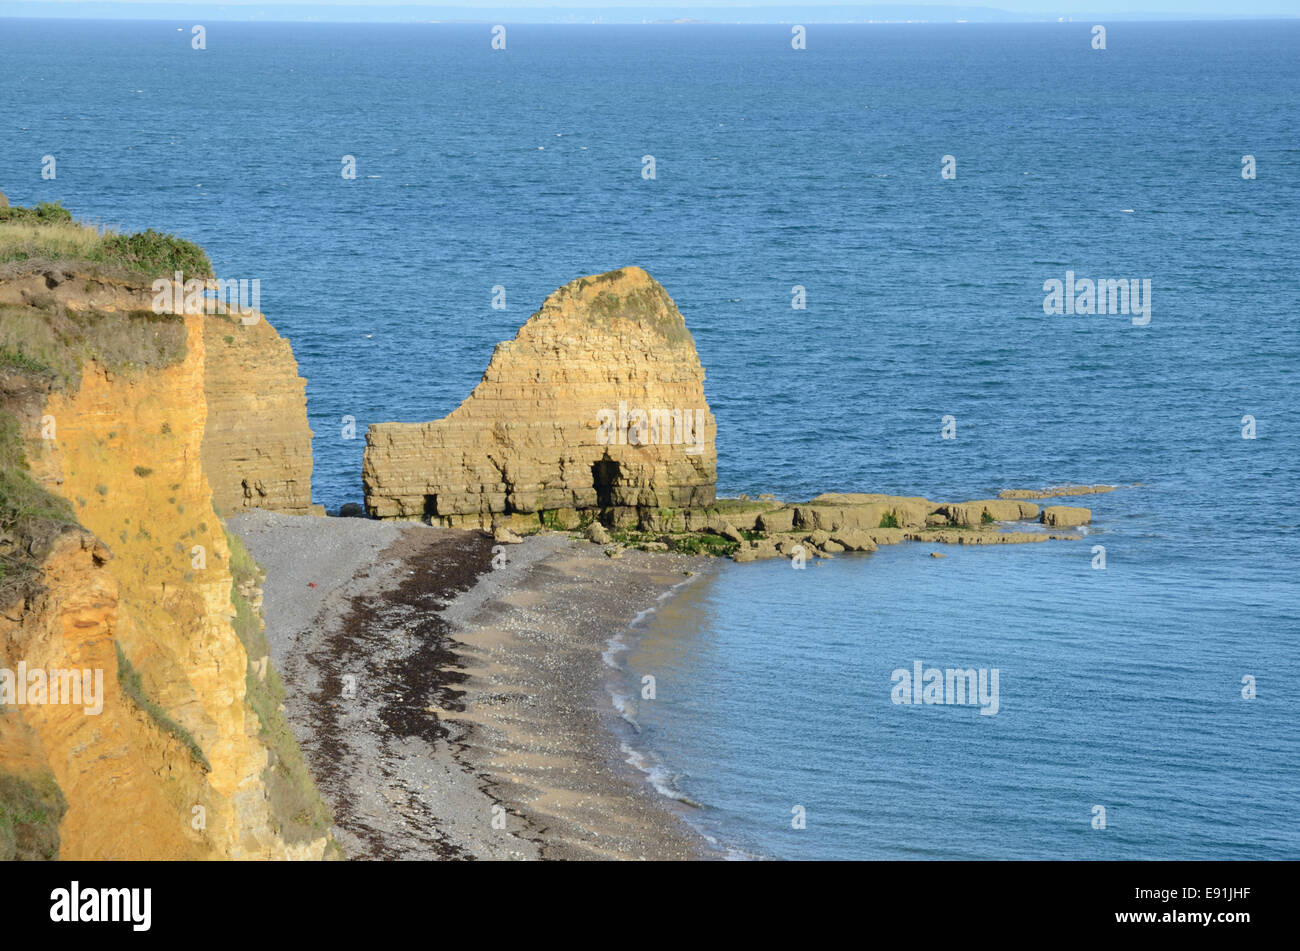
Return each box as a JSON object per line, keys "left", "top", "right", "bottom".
{"left": 620, "top": 741, "right": 703, "bottom": 807}
{"left": 601, "top": 632, "right": 628, "bottom": 668}
{"left": 610, "top": 692, "right": 641, "bottom": 732}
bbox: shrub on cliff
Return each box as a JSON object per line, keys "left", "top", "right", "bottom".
{"left": 0, "top": 771, "right": 67, "bottom": 861}
{"left": 0, "top": 398, "right": 77, "bottom": 601}
{"left": 98, "top": 228, "right": 211, "bottom": 279}
{"left": 0, "top": 202, "right": 212, "bottom": 280}
{"left": 0, "top": 201, "right": 73, "bottom": 224}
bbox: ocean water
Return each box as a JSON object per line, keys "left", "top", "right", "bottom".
{"left": 3, "top": 18, "right": 1297, "bottom": 859}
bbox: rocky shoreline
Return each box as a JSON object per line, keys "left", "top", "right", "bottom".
{"left": 228, "top": 485, "right": 1120, "bottom": 860}
{"left": 228, "top": 510, "right": 717, "bottom": 860}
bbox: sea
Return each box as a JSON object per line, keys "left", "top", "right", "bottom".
{"left": 2, "top": 17, "right": 1297, "bottom": 859}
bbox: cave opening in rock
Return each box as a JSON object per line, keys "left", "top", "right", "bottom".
{"left": 422, "top": 494, "right": 438, "bottom": 521}
{"left": 591, "top": 459, "right": 620, "bottom": 521}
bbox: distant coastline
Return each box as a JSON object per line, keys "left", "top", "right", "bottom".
{"left": 2, "top": 6, "right": 1295, "bottom": 25}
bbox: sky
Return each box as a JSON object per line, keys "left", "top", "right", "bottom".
{"left": 1, "top": 0, "right": 1296, "bottom": 19}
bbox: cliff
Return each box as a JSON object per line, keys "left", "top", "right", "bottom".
{"left": 202, "top": 313, "right": 314, "bottom": 515}
{"left": 0, "top": 204, "right": 330, "bottom": 859}
{"left": 364, "top": 267, "right": 716, "bottom": 529}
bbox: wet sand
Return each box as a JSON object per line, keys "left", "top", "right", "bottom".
{"left": 227, "top": 510, "right": 718, "bottom": 860}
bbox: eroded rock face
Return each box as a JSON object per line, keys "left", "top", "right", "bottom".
{"left": 5, "top": 313, "right": 328, "bottom": 858}
{"left": 0, "top": 265, "right": 328, "bottom": 859}
{"left": 0, "top": 268, "right": 314, "bottom": 517}
{"left": 364, "top": 267, "right": 716, "bottom": 528}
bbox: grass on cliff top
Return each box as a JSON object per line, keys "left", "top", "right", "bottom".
{"left": 0, "top": 771, "right": 67, "bottom": 861}
{"left": 225, "top": 527, "right": 336, "bottom": 849}
{"left": 0, "top": 201, "right": 212, "bottom": 281}
{"left": 570, "top": 275, "right": 692, "bottom": 347}
{"left": 0, "top": 303, "right": 187, "bottom": 389}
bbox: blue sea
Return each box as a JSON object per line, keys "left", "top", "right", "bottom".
{"left": 3, "top": 17, "right": 1297, "bottom": 859}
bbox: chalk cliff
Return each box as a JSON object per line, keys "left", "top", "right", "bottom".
{"left": 0, "top": 247, "right": 330, "bottom": 859}
{"left": 364, "top": 267, "right": 716, "bottom": 529}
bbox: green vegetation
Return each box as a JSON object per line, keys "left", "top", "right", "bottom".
{"left": 0, "top": 409, "right": 76, "bottom": 597}
{"left": 0, "top": 348, "right": 69, "bottom": 594}
{"left": 0, "top": 201, "right": 212, "bottom": 280}
{"left": 669, "top": 533, "right": 739, "bottom": 557}
{"left": 0, "top": 349, "right": 49, "bottom": 374}
{"left": 115, "top": 641, "right": 211, "bottom": 773}
{"left": 611, "top": 529, "right": 655, "bottom": 546}
{"left": 0, "top": 302, "right": 186, "bottom": 390}
{"left": 580, "top": 280, "right": 690, "bottom": 346}
{"left": 225, "top": 528, "right": 334, "bottom": 846}
{"left": 879, "top": 512, "right": 900, "bottom": 529}
{"left": 981, "top": 510, "right": 996, "bottom": 524}
{"left": 133, "top": 466, "right": 153, "bottom": 478}
{"left": 0, "top": 771, "right": 67, "bottom": 861}
{"left": 0, "top": 202, "right": 74, "bottom": 225}
{"left": 99, "top": 229, "right": 211, "bottom": 280}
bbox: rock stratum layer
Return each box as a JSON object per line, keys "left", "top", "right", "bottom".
{"left": 364, "top": 267, "right": 716, "bottom": 529}
{"left": 201, "top": 313, "right": 314, "bottom": 515}
{"left": 0, "top": 263, "right": 329, "bottom": 859}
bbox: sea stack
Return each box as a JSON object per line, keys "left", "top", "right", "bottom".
{"left": 363, "top": 267, "right": 717, "bottom": 529}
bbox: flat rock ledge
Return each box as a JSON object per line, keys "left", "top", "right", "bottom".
{"left": 445, "top": 487, "right": 1108, "bottom": 564}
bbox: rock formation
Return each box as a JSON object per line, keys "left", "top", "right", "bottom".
{"left": 364, "top": 267, "right": 716, "bottom": 529}
{"left": 0, "top": 264, "right": 315, "bottom": 515}
{"left": 580, "top": 488, "right": 1094, "bottom": 563}
{"left": 0, "top": 250, "right": 331, "bottom": 859}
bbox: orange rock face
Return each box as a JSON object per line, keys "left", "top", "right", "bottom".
{"left": 202, "top": 314, "right": 314, "bottom": 516}
{"left": 0, "top": 268, "right": 326, "bottom": 859}
{"left": 363, "top": 267, "right": 717, "bottom": 528}
{"left": 1, "top": 312, "right": 326, "bottom": 858}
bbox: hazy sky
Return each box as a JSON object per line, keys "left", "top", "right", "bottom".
{"left": 4, "top": 0, "right": 1297, "bottom": 17}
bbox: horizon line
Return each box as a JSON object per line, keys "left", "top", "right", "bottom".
{"left": 2, "top": 13, "right": 1298, "bottom": 23}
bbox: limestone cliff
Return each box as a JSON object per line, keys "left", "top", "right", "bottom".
{"left": 364, "top": 267, "right": 716, "bottom": 529}
{"left": 202, "top": 313, "right": 314, "bottom": 515}
{"left": 0, "top": 243, "right": 330, "bottom": 859}
{"left": 0, "top": 263, "right": 314, "bottom": 516}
